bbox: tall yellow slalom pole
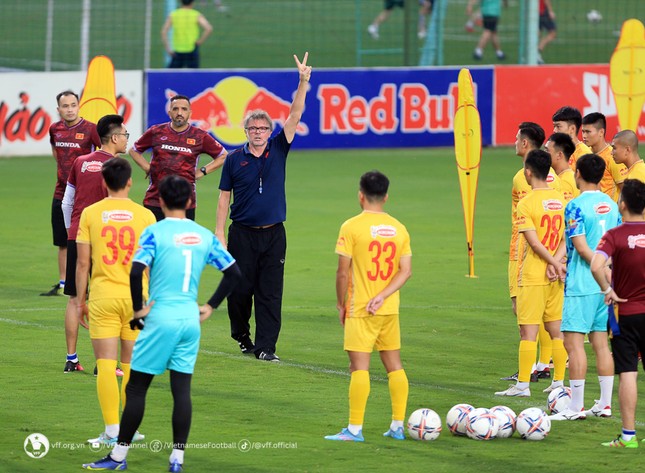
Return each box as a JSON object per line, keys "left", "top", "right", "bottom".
{"left": 610, "top": 19, "right": 645, "bottom": 132}
{"left": 453, "top": 68, "right": 481, "bottom": 278}
{"left": 79, "top": 56, "right": 118, "bottom": 124}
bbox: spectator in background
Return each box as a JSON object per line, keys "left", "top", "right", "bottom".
{"left": 161, "top": 0, "right": 213, "bottom": 68}
{"left": 367, "top": 1, "right": 434, "bottom": 40}
{"left": 468, "top": 0, "right": 506, "bottom": 61}
{"left": 537, "top": 0, "right": 557, "bottom": 64}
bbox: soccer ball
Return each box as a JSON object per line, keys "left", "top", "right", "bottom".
{"left": 516, "top": 408, "right": 551, "bottom": 441}
{"left": 490, "top": 406, "right": 516, "bottom": 439}
{"left": 407, "top": 408, "right": 442, "bottom": 441}
{"left": 547, "top": 386, "right": 572, "bottom": 414}
{"left": 586, "top": 10, "right": 602, "bottom": 23}
{"left": 465, "top": 408, "right": 499, "bottom": 440}
{"left": 446, "top": 403, "right": 473, "bottom": 436}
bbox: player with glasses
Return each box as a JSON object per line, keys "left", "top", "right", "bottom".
{"left": 215, "top": 53, "right": 312, "bottom": 362}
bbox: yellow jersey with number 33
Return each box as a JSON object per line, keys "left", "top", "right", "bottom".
{"left": 516, "top": 188, "right": 565, "bottom": 286}
{"left": 335, "top": 211, "right": 411, "bottom": 318}
{"left": 77, "top": 198, "right": 156, "bottom": 300}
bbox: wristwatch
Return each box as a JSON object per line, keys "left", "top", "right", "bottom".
{"left": 200, "top": 166, "right": 207, "bottom": 175}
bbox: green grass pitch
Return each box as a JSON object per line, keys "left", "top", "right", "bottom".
{"left": 1, "top": 147, "right": 644, "bottom": 472}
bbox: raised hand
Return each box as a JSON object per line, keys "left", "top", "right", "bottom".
{"left": 294, "top": 52, "right": 312, "bottom": 82}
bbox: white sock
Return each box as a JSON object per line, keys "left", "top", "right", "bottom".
{"left": 105, "top": 424, "right": 119, "bottom": 439}
{"left": 347, "top": 424, "right": 362, "bottom": 436}
{"left": 536, "top": 362, "right": 549, "bottom": 371}
{"left": 475, "top": 47, "right": 482, "bottom": 55}
{"left": 516, "top": 381, "right": 530, "bottom": 390}
{"left": 390, "top": 420, "right": 404, "bottom": 431}
{"left": 598, "top": 375, "right": 614, "bottom": 407}
{"left": 551, "top": 380, "right": 564, "bottom": 389}
{"left": 170, "top": 449, "right": 184, "bottom": 464}
{"left": 111, "top": 444, "right": 129, "bottom": 462}
{"left": 569, "top": 379, "right": 585, "bottom": 411}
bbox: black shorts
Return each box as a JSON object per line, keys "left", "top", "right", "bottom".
{"left": 63, "top": 240, "right": 77, "bottom": 297}
{"left": 539, "top": 13, "right": 556, "bottom": 32}
{"left": 145, "top": 205, "right": 195, "bottom": 222}
{"left": 384, "top": 0, "right": 404, "bottom": 10}
{"left": 482, "top": 15, "right": 499, "bottom": 32}
{"left": 610, "top": 313, "right": 645, "bottom": 373}
{"left": 51, "top": 199, "right": 68, "bottom": 248}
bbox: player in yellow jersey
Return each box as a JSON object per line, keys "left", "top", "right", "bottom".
{"left": 611, "top": 130, "right": 645, "bottom": 183}
{"left": 503, "top": 122, "right": 560, "bottom": 383}
{"left": 582, "top": 112, "right": 626, "bottom": 201}
{"left": 552, "top": 106, "right": 592, "bottom": 170}
{"left": 546, "top": 132, "right": 579, "bottom": 202}
{"left": 325, "top": 171, "right": 412, "bottom": 442}
{"left": 496, "top": 149, "right": 568, "bottom": 397}
{"left": 76, "top": 157, "right": 156, "bottom": 445}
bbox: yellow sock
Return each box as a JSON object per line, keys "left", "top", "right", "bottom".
{"left": 348, "top": 370, "right": 370, "bottom": 426}
{"left": 537, "top": 323, "right": 552, "bottom": 365}
{"left": 96, "top": 359, "right": 120, "bottom": 425}
{"left": 551, "top": 338, "right": 567, "bottom": 381}
{"left": 387, "top": 369, "right": 409, "bottom": 421}
{"left": 518, "top": 340, "right": 537, "bottom": 383}
{"left": 120, "top": 363, "right": 131, "bottom": 409}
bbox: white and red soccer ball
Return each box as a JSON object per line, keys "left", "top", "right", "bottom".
{"left": 407, "top": 408, "right": 442, "bottom": 441}
{"left": 516, "top": 407, "right": 551, "bottom": 440}
{"left": 490, "top": 405, "right": 517, "bottom": 439}
{"left": 547, "top": 386, "right": 572, "bottom": 414}
{"left": 465, "top": 408, "right": 499, "bottom": 440}
{"left": 446, "top": 403, "right": 473, "bottom": 436}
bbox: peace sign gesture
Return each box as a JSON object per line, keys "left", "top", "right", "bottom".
{"left": 294, "top": 52, "right": 312, "bottom": 82}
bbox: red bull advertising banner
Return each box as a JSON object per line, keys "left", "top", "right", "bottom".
{"left": 145, "top": 68, "right": 494, "bottom": 149}
{"left": 495, "top": 64, "right": 645, "bottom": 146}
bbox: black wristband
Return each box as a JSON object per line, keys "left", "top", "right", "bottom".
{"left": 200, "top": 166, "right": 207, "bottom": 175}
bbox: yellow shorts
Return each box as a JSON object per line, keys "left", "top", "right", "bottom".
{"left": 344, "top": 314, "right": 401, "bottom": 353}
{"left": 508, "top": 260, "right": 518, "bottom": 298}
{"left": 89, "top": 298, "right": 139, "bottom": 341}
{"left": 516, "top": 282, "right": 563, "bottom": 326}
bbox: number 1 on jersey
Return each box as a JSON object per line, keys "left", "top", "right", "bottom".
{"left": 182, "top": 249, "right": 192, "bottom": 292}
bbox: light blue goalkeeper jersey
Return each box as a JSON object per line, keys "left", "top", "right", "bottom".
{"left": 564, "top": 191, "right": 620, "bottom": 296}
{"left": 134, "top": 217, "right": 235, "bottom": 317}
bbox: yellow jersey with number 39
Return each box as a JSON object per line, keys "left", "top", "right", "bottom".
{"left": 516, "top": 188, "right": 565, "bottom": 286}
{"left": 77, "top": 198, "right": 156, "bottom": 300}
{"left": 335, "top": 211, "right": 411, "bottom": 318}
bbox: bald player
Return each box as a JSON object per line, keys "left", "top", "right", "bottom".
{"left": 611, "top": 130, "right": 645, "bottom": 183}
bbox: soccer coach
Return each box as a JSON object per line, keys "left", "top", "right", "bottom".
{"left": 215, "top": 53, "right": 312, "bottom": 362}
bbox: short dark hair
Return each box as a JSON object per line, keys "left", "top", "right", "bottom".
{"left": 621, "top": 179, "right": 645, "bottom": 215}
{"left": 170, "top": 94, "right": 191, "bottom": 106}
{"left": 159, "top": 175, "right": 191, "bottom": 210}
{"left": 102, "top": 157, "right": 132, "bottom": 191}
{"left": 552, "top": 106, "right": 582, "bottom": 133}
{"left": 181, "top": 0, "right": 194, "bottom": 5}
{"left": 575, "top": 153, "right": 605, "bottom": 185}
{"left": 56, "top": 90, "right": 79, "bottom": 105}
{"left": 518, "top": 122, "right": 545, "bottom": 149}
{"left": 96, "top": 114, "right": 124, "bottom": 144}
{"left": 582, "top": 112, "right": 607, "bottom": 130}
{"left": 524, "top": 149, "right": 551, "bottom": 181}
{"left": 548, "top": 132, "right": 575, "bottom": 160}
{"left": 360, "top": 170, "right": 389, "bottom": 202}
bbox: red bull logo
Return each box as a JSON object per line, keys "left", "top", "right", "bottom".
{"left": 167, "top": 77, "right": 309, "bottom": 146}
